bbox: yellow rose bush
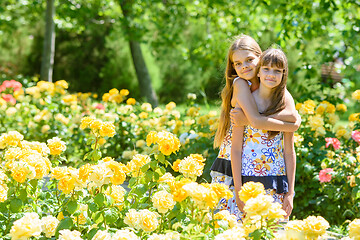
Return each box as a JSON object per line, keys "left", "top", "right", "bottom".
{"left": 1, "top": 78, "right": 360, "bottom": 238}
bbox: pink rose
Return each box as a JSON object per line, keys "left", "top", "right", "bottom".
{"left": 95, "top": 103, "right": 105, "bottom": 110}
{"left": 1, "top": 94, "right": 16, "bottom": 105}
{"left": 352, "top": 130, "right": 360, "bottom": 144}
{"left": 325, "top": 137, "right": 341, "bottom": 150}
{"left": 319, "top": 168, "right": 334, "bottom": 183}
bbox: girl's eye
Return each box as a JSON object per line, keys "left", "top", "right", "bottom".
{"left": 275, "top": 70, "right": 282, "bottom": 73}
{"left": 235, "top": 62, "right": 241, "bottom": 66}
{"left": 247, "top": 58, "right": 253, "bottom": 62}
{"left": 263, "top": 67, "right": 269, "bottom": 71}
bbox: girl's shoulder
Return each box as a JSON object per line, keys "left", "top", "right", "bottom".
{"left": 233, "top": 77, "right": 252, "bottom": 86}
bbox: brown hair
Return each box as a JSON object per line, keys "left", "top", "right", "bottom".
{"left": 213, "top": 35, "right": 262, "bottom": 148}
{"left": 257, "top": 48, "right": 288, "bottom": 138}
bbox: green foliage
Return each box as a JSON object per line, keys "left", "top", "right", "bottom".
{"left": 1, "top": 0, "right": 359, "bottom": 103}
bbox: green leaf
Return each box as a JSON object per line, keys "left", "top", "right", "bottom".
{"left": 18, "top": 189, "right": 28, "bottom": 202}
{"left": 157, "top": 153, "right": 165, "bottom": 164}
{"left": 150, "top": 161, "right": 158, "bottom": 170}
{"left": 94, "top": 193, "right": 105, "bottom": 208}
{"left": 67, "top": 200, "right": 78, "bottom": 214}
{"left": 88, "top": 202, "right": 99, "bottom": 212}
{"left": 93, "top": 150, "right": 102, "bottom": 161}
{"left": 56, "top": 218, "right": 74, "bottom": 233}
{"left": 134, "top": 184, "right": 147, "bottom": 196}
{"left": 10, "top": 198, "right": 22, "bottom": 213}
{"left": 104, "top": 209, "right": 118, "bottom": 224}
{"left": 141, "top": 162, "right": 150, "bottom": 172}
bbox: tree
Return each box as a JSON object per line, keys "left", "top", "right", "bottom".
{"left": 40, "top": 0, "right": 56, "bottom": 82}
{"left": 118, "top": 0, "right": 158, "bottom": 107}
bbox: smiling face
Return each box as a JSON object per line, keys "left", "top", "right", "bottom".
{"left": 232, "top": 50, "right": 260, "bottom": 80}
{"left": 258, "top": 64, "right": 284, "bottom": 89}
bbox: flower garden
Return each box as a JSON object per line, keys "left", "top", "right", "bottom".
{"left": 0, "top": 78, "right": 360, "bottom": 240}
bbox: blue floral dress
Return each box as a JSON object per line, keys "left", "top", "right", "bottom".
{"left": 210, "top": 124, "right": 288, "bottom": 221}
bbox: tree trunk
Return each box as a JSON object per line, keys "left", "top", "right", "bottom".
{"left": 119, "top": 0, "right": 158, "bottom": 107}
{"left": 40, "top": 0, "right": 56, "bottom": 82}
{"left": 129, "top": 40, "right": 158, "bottom": 107}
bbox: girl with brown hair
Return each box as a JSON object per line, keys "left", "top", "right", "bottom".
{"left": 211, "top": 36, "right": 298, "bottom": 221}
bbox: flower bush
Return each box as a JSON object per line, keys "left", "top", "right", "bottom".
{"left": 0, "top": 77, "right": 360, "bottom": 239}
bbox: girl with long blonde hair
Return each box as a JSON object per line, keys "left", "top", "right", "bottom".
{"left": 210, "top": 36, "right": 299, "bottom": 220}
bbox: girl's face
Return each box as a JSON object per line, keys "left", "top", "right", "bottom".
{"left": 258, "top": 64, "right": 284, "bottom": 89}
{"left": 232, "top": 50, "right": 260, "bottom": 80}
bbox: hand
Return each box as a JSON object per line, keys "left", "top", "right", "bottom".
{"left": 230, "top": 108, "right": 248, "bottom": 127}
{"left": 235, "top": 195, "right": 246, "bottom": 213}
{"left": 282, "top": 192, "right": 294, "bottom": 218}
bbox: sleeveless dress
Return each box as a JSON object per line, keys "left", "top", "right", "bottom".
{"left": 210, "top": 79, "right": 289, "bottom": 221}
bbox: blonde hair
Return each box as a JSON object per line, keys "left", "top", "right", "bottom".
{"left": 257, "top": 48, "right": 288, "bottom": 138}
{"left": 213, "top": 35, "right": 262, "bottom": 148}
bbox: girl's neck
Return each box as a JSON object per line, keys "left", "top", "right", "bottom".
{"left": 249, "top": 77, "right": 260, "bottom": 92}
{"left": 258, "top": 84, "right": 273, "bottom": 100}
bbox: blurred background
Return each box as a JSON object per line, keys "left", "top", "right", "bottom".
{"left": 0, "top": 0, "right": 359, "bottom": 108}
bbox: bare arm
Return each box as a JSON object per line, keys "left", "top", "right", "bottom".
{"left": 282, "top": 131, "right": 296, "bottom": 218}
{"left": 268, "top": 89, "right": 299, "bottom": 123}
{"left": 232, "top": 81, "right": 300, "bottom": 131}
{"left": 230, "top": 125, "right": 245, "bottom": 212}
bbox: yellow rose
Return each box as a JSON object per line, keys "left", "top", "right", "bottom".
{"left": 336, "top": 103, "right": 347, "bottom": 112}
{"left": 10, "top": 212, "right": 42, "bottom": 239}
{"left": 58, "top": 229, "right": 82, "bottom": 240}
{"left": 92, "top": 230, "right": 111, "bottom": 240}
{"left": 214, "top": 210, "right": 237, "bottom": 228}
{"left": 2, "top": 131, "right": 24, "bottom": 147}
{"left": 141, "top": 103, "right": 152, "bottom": 112}
{"left": 106, "top": 185, "right": 126, "bottom": 203}
{"left": 214, "top": 226, "right": 246, "bottom": 240}
{"left": 99, "top": 122, "right": 116, "bottom": 137}
{"left": 302, "top": 216, "right": 329, "bottom": 239}
{"left": 308, "top": 115, "right": 324, "bottom": 130}
{"left": 112, "top": 229, "right": 139, "bottom": 240}
{"left": 152, "top": 190, "right": 176, "bottom": 214}
{"left": 328, "top": 113, "right": 339, "bottom": 125}
{"left": 55, "top": 80, "right": 69, "bottom": 89}
{"left": 120, "top": 89, "right": 129, "bottom": 96}
{"left": 243, "top": 194, "right": 273, "bottom": 217}
{"left": 352, "top": 90, "right": 360, "bottom": 101}
{"left": 126, "top": 98, "right": 136, "bottom": 105}
{"left": 349, "top": 113, "right": 360, "bottom": 122}
{"left": 89, "top": 119, "right": 103, "bottom": 131}
{"left": 0, "top": 184, "right": 8, "bottom": 202}
{"left": 166, "top": 101, "right": 176, "bottom": 110}
{"left": 156, "top": 131, "right": 181, "bottom": 156}
{"left": 41, "top": 216, "right": 59, "bottom": 238}
{"left": 58, "top": 175, "right": 76, "bottom": 194}
{"left": 171, "top": 178, "right": 192, "bottom": 202}
{"left": 139, "top": 112, "right": 148, "bottom": 119}
{"left": 315, "top": 104, "right": 326, "bottom": 115}
{"left": 11, "top": 161, "right": 36, "bottom": 183}
{"left": 146, "top": 131, "right": 158, "bottom": 146}
{"left": 102, "top": 93, "right": 110, "bottom": 102}
{"left": 138, "top": 209, "right": 159, "bottom": 232}
{"left": 299, "top": 100, "right": 316, "bottom": 115}
{"left": 124, "top": 209, "right": 140, "bottom": 229}
{"left": 238, "top": 181, "right": 265, "bottom": 203}
{"left": 265, "top": 202, "right": 286, "bottom": 220}
{"left": 349, "top": 218, "right": 360, "bottom": 239}
{"left": 109, "top": 88, "right": 119, "bottom": 95}
{"left": 285, "top": 220, "right": 305, "bottom": 232}
{"left": 158, "top": 172, "right": 175, "bottom": 189}
{"left": 126, "top": 154, "right": 151, "bottom": 177}
{"left": 178, "top": 156, "right": 204, "bottom": 179}
{"left": 47, "top": 137, "right": 66, "bottom": 155}
{"left": 80, "top": 116, "right": 95, "bottom": 129}
{"left": 210, "top": 183, "right": 233, "bottom": 200}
